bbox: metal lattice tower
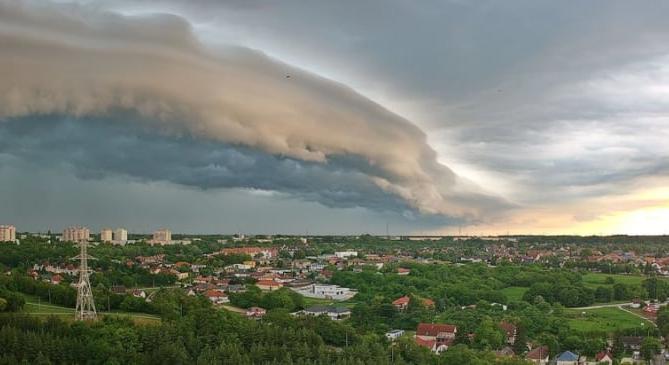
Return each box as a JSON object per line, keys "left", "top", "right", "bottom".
{"left": 73, "top": 240, "right": 97, "bottom": 321}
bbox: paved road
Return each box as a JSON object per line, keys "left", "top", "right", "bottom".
{"left": 572, "top": 302, "right": 633, "bottom": 310}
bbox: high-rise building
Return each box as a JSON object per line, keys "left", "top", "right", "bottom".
{"left": 100, "top": 228, "right": 113, "bottom": 242}
{"left": 113, "top": 228, "right": 128, "bottom": 244}
{"left": 0, "top": 225, "right": 16, "bottom": 243}
{"left": 152, "top": 228, "right": 172, "bottom": 245}
{"left": 63, "top": 227, "right": 90, "bottom": 243}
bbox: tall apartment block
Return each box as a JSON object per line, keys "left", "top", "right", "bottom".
{"left": 152, "top": 228, "right": 172, "bottom": 245}
{"left": 100, "top": 228, "right": 113, "bottom": 242}
{"left": 113, "top": 228, "right": 128, "bottom": 244}
{"left": 0, "top": 225, "right": 16, "bottom": 242}
{"left": 63, "top": 226, "right": 90, "bottom": 243}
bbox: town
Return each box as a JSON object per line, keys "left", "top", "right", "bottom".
{"left": 3, "top": 225, "right": 669, "bottom": 364}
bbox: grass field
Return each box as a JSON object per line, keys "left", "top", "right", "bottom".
{"left": 500, "top": 287, "right": 528, "bottom": 302}
{"left": 565, "top": 307, "right": 652, "bottom": 333}
{"left": 21, "top": 296, "right": 160, "bottom": 323}
{"left": 581, "top": 273, "right": 649, "bottom": 289}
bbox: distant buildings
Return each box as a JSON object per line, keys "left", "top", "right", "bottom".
{"left": 211, "top": 247, "right": 278, "bottom": 259}
{"left": 0, "top": 225, "right": 16, "bottom": 243}
{"left": 63, "top": 227, "right": 90, "bottom": 243}
{"left": 113, "top": 228, "right": 128, "bottom": 244}
{"left": 334, "top": 251, "right": 358, "bottom": 259}
{"left": 100, "top": 228, "right": 128, "bottom": 245}
{"left": 151, "top": 229, "right": 172, "bottom": 245}
{"left": 100, "top": 228, "right": 113, "bottom": 242}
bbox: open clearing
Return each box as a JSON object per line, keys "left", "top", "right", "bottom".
{"left": 565, "top": 306, "right": 653, "bottom": 333}
{"left": 22, "top": 297, "right": 160, "bottom": 323}
{"left": 500, "top": 286, "right": 528, "bottom": 302}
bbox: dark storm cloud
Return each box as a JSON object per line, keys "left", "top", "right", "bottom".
{"left": 97, "top": 0, "right": 669, "bottom": 212}
{"left": 0, "top": 0, "right": 509, "bottom": 220}
{"left": 0, "top": 115, "right": 412, "bottom": 213}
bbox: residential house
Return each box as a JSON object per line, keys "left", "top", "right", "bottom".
{"left": 392, "top": 296, "right": 411, "bottom": 311}
{"left": 51, "top": 274, "right": 63, "bottom": 285}
{"left": 556, "top": 351, "right": 579, "bottom": 365}
{"left": 392, "top": 295, "right": 435, "bottom": 311}
{"left": 498, "top": 321, "right": 517, "bottom": 345}
{"left": 620, "top": 336, "right": 643, "bottom": 351}
{"left": 385, "top": 329, "right": 405, "bottom": 341}
{"left": 495, "top": 347, "right": 515, "bottom": 357}
{"left": 132, "top": 289, "right": 147, "bottom": 298}
{"left": 169, "top": 269, "right": 189, "bottom": 280}
{"left": 594, "top": 351, "right": 613, "bottom": 365}
{"left": 205, "top": 289, "right": 229, "bottom": 304}
{"left": 395, "top": 267, "right": 411, "bottom": 276}
{"left": 415, "top": 323, "right": 457, "bottom": 353}
{"left": 526, "top": 346, "right": 549, "bottom": 365}
{"left": 245, "top": 307, "right": 266, "bottom": 319}
{"left": 256, "top": 279, "right": 283, "bottom": 291}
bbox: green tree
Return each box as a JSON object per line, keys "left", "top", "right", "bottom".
{"left": 472, "top": 317, "right": 504, "bottom": 350}
{"left": 640, "top": 337, "right": 661, "bottom": 361}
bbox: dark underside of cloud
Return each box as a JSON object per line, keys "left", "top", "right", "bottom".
{"left": 0, "top": 115, "right": 451, "bottom": 220}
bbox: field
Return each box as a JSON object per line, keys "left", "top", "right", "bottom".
{"left": 500, "top": 286, "right": 528, "bottom": 302}
{"left": 21, "top": 296, "right": 160, "bottom": 324}
{"left": 581, "top": 273, "right": 648, "bottom": 289}
{"left": 565, "top": 307, "right": 653, "bottom": 333}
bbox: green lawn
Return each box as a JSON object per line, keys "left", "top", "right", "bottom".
{"left": 500, "top": 287, "right": 528, "bottom": 302}
{"left": 581, "top": 273, "right": 649, "bottom": 289}
{"left": 21, "top": 296, "right": 160, "bottom": 323}
{"left": 565, "top": 307, "right": 652, "bottom": 333}
{"left": 23, "top": 301, "right": 74, "bottom": 314}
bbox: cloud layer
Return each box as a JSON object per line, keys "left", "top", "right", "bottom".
{"left": 0, "top": 0, "right": 503, "bottom": 220}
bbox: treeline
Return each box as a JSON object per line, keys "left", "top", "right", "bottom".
{"left": 0, "top": 309, "right": 532, "bottom": 365}
{"left": 228, "top": 286, "right": 305, "bottom": 311}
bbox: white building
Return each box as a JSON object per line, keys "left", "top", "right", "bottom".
{"left": 385, "top": 329, "right": 405, "bottom": 341}
{"left": 334, "top": 251, "right": 358, "bottom": 259}
{"left": 0, "top": 225, "right": 17, "bottom": 243}
{"left": 113, "top": 228, "right": 128, "bottom": 244}
{"left": 63, "top": 227, "right": 90, "bottom": 243}
{"left": 292, "top": 284, "right": 357, "bottom": 300}
{"left": 100, "top": 228, "right": 113, "bottom": 242}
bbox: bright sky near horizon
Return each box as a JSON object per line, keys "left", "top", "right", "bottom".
{"left": 1, "top": 0, "right": 668, "bottom": 235}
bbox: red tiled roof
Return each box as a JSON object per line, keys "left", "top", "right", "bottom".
{"left": 256, "top": 280, "right": 282, "bottom": 287}
{"left": 595, "top": 351, "right": 612, "bottom": 361}
{"left": 415, "top": 337, "right": 436, "bottom": 349}
{"left": 526, "top": 346, "right": 549, "bottom": 360}
{"left": 422, "top": 298, "right": 435, "bottom": 307}
{"left": 393, "top": 296, "right": 410, "bottom": 305}
{"left": 416, "top": 323, "right": 456, "bottom": 337}
{"left": 498, "top": 321, "right": 516, "bottom": 336}
{"left": 205, "top": 289, "right": 226, "bottom": 298}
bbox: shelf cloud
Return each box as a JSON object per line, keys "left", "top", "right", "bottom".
{"left": 0, "top": 0, "right": 507, "bottom": 222}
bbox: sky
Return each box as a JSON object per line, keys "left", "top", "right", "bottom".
{"left": 1, "top": 0, "right": 668, "bottom": 235}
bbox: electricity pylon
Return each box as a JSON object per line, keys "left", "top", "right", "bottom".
{"left": 72, "top": 240, "right": 97, "bottom": 321}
